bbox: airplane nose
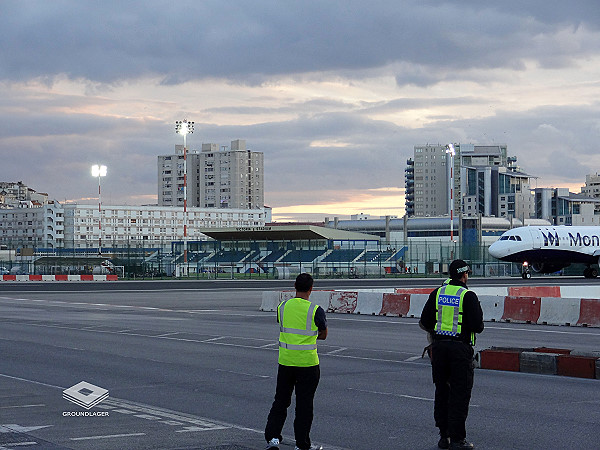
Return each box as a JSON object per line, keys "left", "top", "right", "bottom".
{"left": 488, "top": 241, "right": 503, "bottom": 259}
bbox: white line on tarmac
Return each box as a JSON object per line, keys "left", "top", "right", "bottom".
{"left": 0, "top": 404, "right": 45, "bottom": 409}
{"left": 216, "top": 369, "right": 270, "bottom": 379}
{"left": 403, "top": 355, "right": 422, "bottom": 362}
{"left": 347, "top": 387, "right": 433, "bottom": 401}
{"left": 70, "top": 433, "right": 146, "bottom": 441}
{"left": 326, "top": 347, "right": 348, "bottom": 355}
{"left": 346, "top": 388, "right": 479, "bottom": 407}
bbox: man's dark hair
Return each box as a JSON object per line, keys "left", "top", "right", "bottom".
{"left": 295, "top": 273, "right": 314, "bottom": 292}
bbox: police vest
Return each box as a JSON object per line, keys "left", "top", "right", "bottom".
{"left": 277, "top": 297, "right": 319, "bottom": 367}
{"left": 435, "top": 285, "right": 475, "bottom": 345}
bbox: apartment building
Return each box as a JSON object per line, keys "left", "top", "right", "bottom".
{"left": 0, "top": 202, "right": 269, "bottom": 249}
{"left": 158, "top": 139, "right": 264, "bottom": 210}
{"left": 0, "top": 201, "right": 64, "bottom": 248}
{"left": 0, "top": 181, "right": 48, "bottom": 208}
{"left": 405, "top": 143, "right": 534, "bottom": 219}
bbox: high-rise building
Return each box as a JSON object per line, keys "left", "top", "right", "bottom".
{"left": 405, "top": 143, "right": 534, "bottom": 219}
{"left": 408, "top": 144, "right": 450, "bottom": 217}
{"left": 158, "top": 139, "right": 264, "bottom": 210}
{"left": 533, "top": 187, "right": 600, "bottom": 225}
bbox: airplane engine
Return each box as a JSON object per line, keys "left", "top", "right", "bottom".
{"left": 530, "top": 262, "right": 569, "bottom": 274}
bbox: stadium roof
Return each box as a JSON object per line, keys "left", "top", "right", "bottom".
{"left": 199, "top": 224, "right": 380, "bottom": 241}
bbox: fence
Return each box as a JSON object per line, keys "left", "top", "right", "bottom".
{"left": 0, "top": 239, "right": 531, "bottom": 280}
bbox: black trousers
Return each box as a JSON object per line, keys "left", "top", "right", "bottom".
{"left": 265, "top": 364, "right": 320, "bottom": 450}
{"left": 431, "top": 340, "right": 474, "bottom": 442}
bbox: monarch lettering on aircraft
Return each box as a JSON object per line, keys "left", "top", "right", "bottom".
{"left": 568, "top": 232, "right": 600, "bottom": 247}
{"left": 489, "top": 226, "right": 600, "bottom": 279}
{"left": 541, "top": 231, "right": 560, "bottom": 247}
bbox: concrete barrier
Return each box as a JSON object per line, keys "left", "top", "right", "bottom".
{"left": 502, "top": 296, "right": 541, "bottom": 323}
{"left": 355, "top": 292, "right": 384, "bottom": 315}
{"left": 310, "top": 291, "right": 333, "bottom": 311}
{"left": 407, "top": 294, "right": 428, "bottom": 318}
{"left": 577, "top": 298, "right": 600, "bottom": 327}
{"left": 328, "top": 291, "right": 358, "bottom": 313}
{"left": 478, "top": 295, "right": 505, "bottom": 322}
{"left": 1, "top": 274, "right": 118, "bottom": 282}
{"left": 538, "top": 297, "right": 581, "bottom": 326}
{"left": 560, "top": 286, "right": 600, "bottom": 298}
{"left": 509, "top": 286, "right": 561, "bottom": 297}
{"left": 478, "top": 347, "right": 598, "bottom": 379}
{"left": 479, "top": 349, "right": 521, "bottom": 372}
{"left": 380, "top": 293, "right": 410, "bottom": 316}
{"left": 260, "top": 286, "right": 600, "bottom": 328}
{"left": 557, "top": 355, "right": 597, "bottom": 378}
{"left": 520, "top": 351, "right": 558, "bottom": 375}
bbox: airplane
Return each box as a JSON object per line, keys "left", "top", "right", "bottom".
{"left": 488, "top": 225, "right": 600, "bottom": 279}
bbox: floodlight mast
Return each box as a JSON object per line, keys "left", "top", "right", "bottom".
{"left": 445, "top": 144, "right": 456, "bottom": 242}
{"left": 91, "top": 165, "right": 107, "bottom": 254}
{"left": 175, "top": 120, "right": 194, "bottom": 274}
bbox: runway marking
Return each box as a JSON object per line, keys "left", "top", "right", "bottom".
{"left": 0, "top": 404, "right": 45, "bottom": 409}
{"left": 4, "top": 441, "right": 38, "bottom": 447}
{"left": 259, "top": 342, "right": 278, "bottom": 348}
{"left": 216, "top": 369, "right": 270, "bottom": 379}
{"left": 0, "top": 372, "right": 355, "bottom": 449}
{"left": 70, "top": 432, "right": 146, "bottom": 441}
{"left": 348, "top": 387, "right": 433, "bottom": 401}
{"left": 326, "top": 347, "right": 348, "bottom": 355}
{"left": 403, "top": 355, "right": 422, "bottom": 362}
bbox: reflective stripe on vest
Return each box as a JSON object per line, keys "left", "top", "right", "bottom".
{"left": 435, "top": 285, "right": 475, "bottom": 345}
{"left": 278, "top": 298, "right": 319, "bottom": 367}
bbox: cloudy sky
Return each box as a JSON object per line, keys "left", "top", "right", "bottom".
{"left": 1, "top": 1, "right": 599, "bottom": 221}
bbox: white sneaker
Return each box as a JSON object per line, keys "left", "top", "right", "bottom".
{"left": 266, "top": 438, "right": 280, "bottom": 449}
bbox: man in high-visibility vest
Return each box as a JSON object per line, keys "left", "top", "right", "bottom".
{"left": 420, "top": 260, "right": 484, "bottom": 450}
{"left": 265, "top": 273, "right": 327, "bottom": 450}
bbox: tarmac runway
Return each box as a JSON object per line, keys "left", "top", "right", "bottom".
{"left": 0, "top": 279, "right": 598, "bottom": 449}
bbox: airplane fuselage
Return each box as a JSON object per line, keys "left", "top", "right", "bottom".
{"left": 488, "top": 226, "right": 600, "bottom": 274}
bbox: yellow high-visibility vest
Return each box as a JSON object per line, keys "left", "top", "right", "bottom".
{"left": 435, "top": 285, "right": 475, "bottom": 345}
{"left": 277, "top": 297, "right": 319, "bottom": 367}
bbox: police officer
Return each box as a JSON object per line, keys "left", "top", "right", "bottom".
{"left": 265, "top": 273, "right": 327, "bottom": 450}
{"left": 420, "top": 260, "right": 484, "bottom": 450}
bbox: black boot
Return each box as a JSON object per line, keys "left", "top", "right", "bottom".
{"left": 450, "top": 439, "right": 474, "bottom": 449}
{"left": 438, "top": 436, "right": 450, "bottom": 449}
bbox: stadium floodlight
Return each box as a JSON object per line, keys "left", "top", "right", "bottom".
{"left": 175, "top": 120, "right": 194, "bottom": 273}
{"left": 91, "top": 165, "right": 107, "bottom": 254}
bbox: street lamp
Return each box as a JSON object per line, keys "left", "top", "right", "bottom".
{"left": 91, "top": 164, "right": 107, "bottom": 254}
{"left": 445, "top": 144, "right": 456, "bottom": 242}
{"left": 175, "top": 120, "right": 194, "bottom": 273}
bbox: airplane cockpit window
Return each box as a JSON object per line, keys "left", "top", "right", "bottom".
{"left": 509, "top": 236, "right": 517, "bottom": 241}
{"left": 516, "top": 236, "right": 522, "bottom": 241}
{"left": 500, "top": 236, "right": 509, "bottom": 240}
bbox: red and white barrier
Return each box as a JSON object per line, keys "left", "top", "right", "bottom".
{"left": 260, "top": 286, "right": 600, "bottom": 327}
{"left": 0, "top": 274, "right": 118, "bottom": 281}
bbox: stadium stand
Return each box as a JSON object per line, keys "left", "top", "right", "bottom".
{"left": 280, "top": 249, "right": 326, "bottom": 263}
{"left": 321, "top": 249, "right": 363, "bottom": 263}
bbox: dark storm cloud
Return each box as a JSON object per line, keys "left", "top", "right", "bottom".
{"left": 1, "top": 1, "right": 598, "bottom": 85}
